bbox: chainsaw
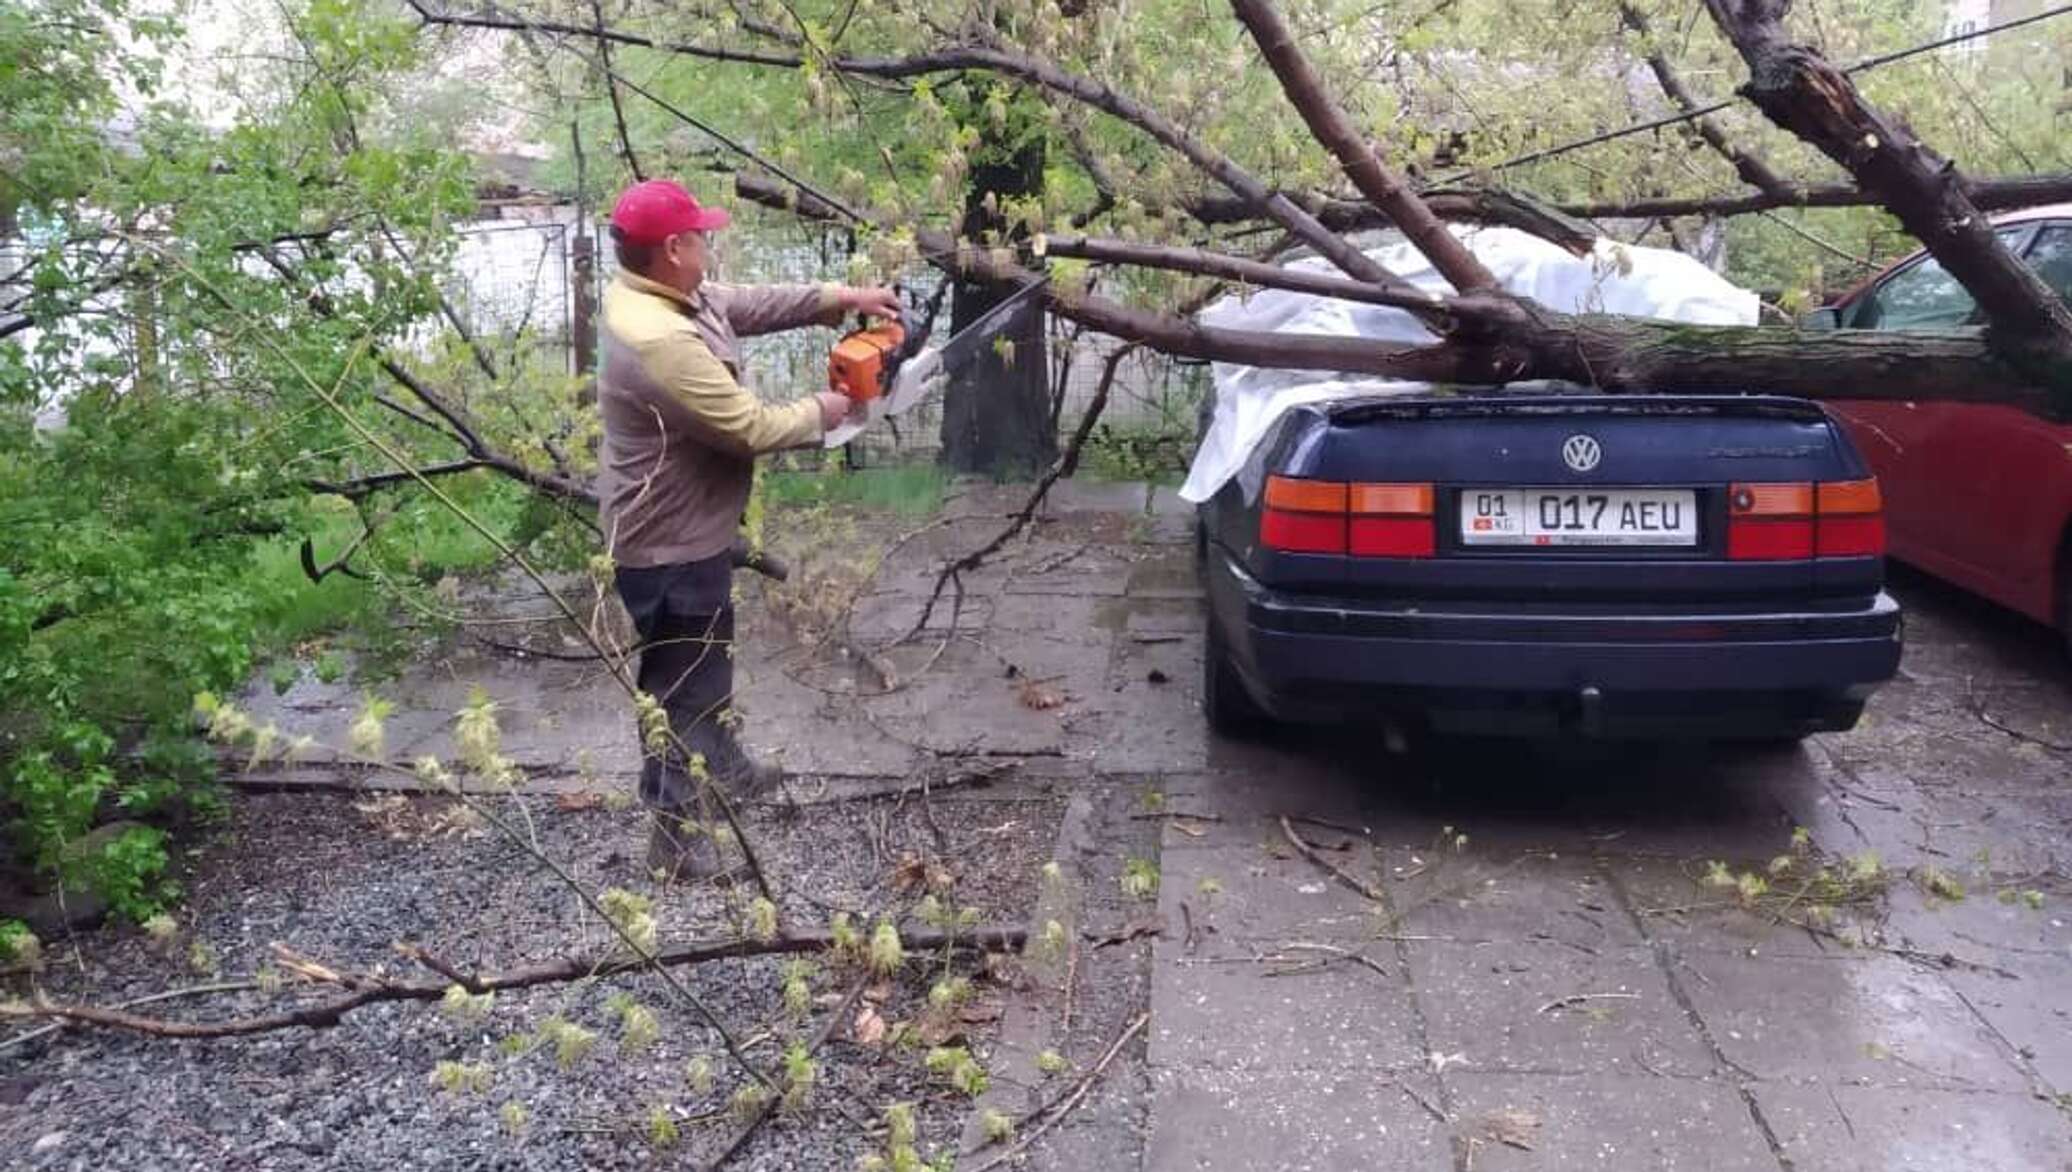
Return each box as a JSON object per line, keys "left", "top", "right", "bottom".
{"left": 821, "top": 276, "right": 1048, "bottom": 449}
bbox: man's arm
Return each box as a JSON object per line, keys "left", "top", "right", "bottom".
{"left": 643, "top": 325, "right": 846, "bottom": 455}
{"left": 709, "top": 282, "right": 901, "bottom": 338}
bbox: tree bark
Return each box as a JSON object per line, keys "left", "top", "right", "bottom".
{"left": 1702, "top": 0, "right": 2072, "bottom": 372}
{"left": 1620, "top": 2, "right": 1792, "bottom": 201}
{"left": 1230, "top": 0, "right": 1499, "bottom": 293}
{"left": 1558, "top": 171, "right": 2072, "bottom": 220}
{"left": 939, "top": 89, "right": 1057, "bottom": 478}
{"left": 919, "top": 224, "right": 2050, "bottom": 411}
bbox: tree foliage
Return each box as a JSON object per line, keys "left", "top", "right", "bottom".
{"left": 2, "top": 0, "right": 591, "bottom": 908}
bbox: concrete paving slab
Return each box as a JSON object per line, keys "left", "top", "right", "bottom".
{"left": 1143, "top": 1067, "right": 1449, "bottom": 1172}
{"left": 1092, "top": 636, "right": 1212, "bottom": 774}
{"left": 1407, "top": 942, "right": 1716, "bottom": 1078}
{"left": 1752, "top": 1083, "right": 2072, "bottom": 1172}
{"left": 1119, "top": 596, "right": 1206, "bottom": 635}
{"left": 1443, "top": 1072, "right": 1778, "bottom": 1171}
{"left": 1148, "top": 949, "right": 1423, "bottom": 1072}
{"left": 1391, "top": 847, "right": 1641, "bottom": 950}
{"left": 845, "top": 590, "right": 995, "bottom": 642}
{"left": 1362, "top": 739, "right": 1807, "bottom": 861}
{"left": 986, "top": 590, "right": 1107, "bottom": 634}
{"left": 1152, "top": 751, "right": 1384, "bottom": 845}
{"left": 1156, "top": 834, "right": 1380, "bottom": 947}
{"left": 1046, "top": 479, "right": 1155, "bottom": 515}
{"left": 1881, "top": 880, "right": 2072, "bottom": 962}
{"left": 1673, "top": 951, "right": 2030, "bottom": 1091}
{"left": 1940, "top": 953, "right": 2072, "bottom": 1095}
{"left": 1605, "top": 855, "right": 1883, "bottom": 961}
{"left": 1124, "top": 552, "right": 1207, "bottom": 600}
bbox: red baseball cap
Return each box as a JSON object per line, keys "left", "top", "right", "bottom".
{"left": 609, "top": 179, "right": 731, "bottom": 244}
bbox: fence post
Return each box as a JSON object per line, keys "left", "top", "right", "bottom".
{"left": 571, "top": 229, "right": 598, "bottom": 398}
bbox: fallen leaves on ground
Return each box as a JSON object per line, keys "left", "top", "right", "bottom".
{"left": 889, "top": 853, "right": 956, "bottom": 894}
{"left": 1015, "top": 677, "right": 1067, "bottom": 710}
{"left": 852, "top": 1003, "right": 888, "bottom": 1047}
{"left": 1482, "top": 1108, "right": 1541, "bottom": 1151}
{"left": 352, "top": 795, "right": 485, "bottom": 841}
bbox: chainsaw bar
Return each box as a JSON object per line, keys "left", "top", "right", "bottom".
{"left": 822, "top": 277, "right": 1048, "bottom": 448}
{"left": 923, "top": 276, "right": 1049, "bottom": 383}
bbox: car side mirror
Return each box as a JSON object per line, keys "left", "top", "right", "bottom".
{"left": 1799, "top": 306, "right": 1843, "bottom": 331}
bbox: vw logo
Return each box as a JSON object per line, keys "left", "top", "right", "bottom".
{"left": 1561, "top": 434, "right": 1602, "bottom": 473}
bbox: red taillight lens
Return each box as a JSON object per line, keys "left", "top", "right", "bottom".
{"left": 1261, "top": 476, "right": 1435, "bottom": 558}
{"left": 1815, "top": 478, "right": 1885, "bottom": 557}
{"left": 1260, "top": 508, "right": 1345, "bottom": 554}
{"left": 1727, "top": 478, "right": 1883, "bottom": 560}
{"left": 1729, "top": 520, "right": 1815, "bottom": 560}
{"left": 1351, "top": 517, "right": 1436, "bottom": 557}
{"left": 1817, "top": 515, "right": 1886, "bottom": 557}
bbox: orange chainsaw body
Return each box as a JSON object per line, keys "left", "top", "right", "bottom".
{"left": 828, "top": 321, "right": 908, "bottom": 403}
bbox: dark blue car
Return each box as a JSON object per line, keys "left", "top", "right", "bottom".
{"left": 1198, "top": 393, "right": 1903, "bottom": 740}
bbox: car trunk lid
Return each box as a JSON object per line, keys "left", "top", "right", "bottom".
{"left": 1239, "top": 394, "right": 1881, "bottom": 604}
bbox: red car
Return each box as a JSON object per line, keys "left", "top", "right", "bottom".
{"left": 1813, "top": 204, "right": 2072, "bottom": 651}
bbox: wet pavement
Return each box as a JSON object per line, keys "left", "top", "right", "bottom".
{"left": 233, "top": 480, "right": 2072, "bottom": 1170}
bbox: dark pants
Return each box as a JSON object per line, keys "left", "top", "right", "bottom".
{"left": 615, "top": 554, "right": 753, "bottom": 815}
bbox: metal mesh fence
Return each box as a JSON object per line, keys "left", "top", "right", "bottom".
{"left": 449, "top": 206, "right": 1205, "bottom": 468}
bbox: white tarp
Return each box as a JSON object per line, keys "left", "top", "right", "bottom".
{"left": 1178, "top": 226, "right": 1761, "bottom": 504}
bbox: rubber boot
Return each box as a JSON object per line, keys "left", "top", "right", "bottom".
{"left": 646, "top": 809, "right": 724, "bottom": 883}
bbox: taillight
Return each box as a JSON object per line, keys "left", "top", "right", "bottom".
{"left": 1727, "top": 479, "right": 1884, "bottom": 560}
{"left": 1261, "top": 476, "right": 1435, "bottom": 558}
{"left": 1816, "top": 479, "right": 1885, "bottom": 557}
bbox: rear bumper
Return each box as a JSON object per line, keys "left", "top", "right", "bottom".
{"left": 1208, "top": 551, "right": 1902, "bottom": 736}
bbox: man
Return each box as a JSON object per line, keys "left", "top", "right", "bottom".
{"left": 596, "top": 178, "right": 898, "bottom": 879}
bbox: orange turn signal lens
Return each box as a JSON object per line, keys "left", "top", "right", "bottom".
{"left": 1264, "top": 476, "right": 1348, "bottom": 514}
{"left": 1729, "top": 482, "right": 1814, "bottom": 517}
{"left": 1817, "top": 478, "right": 1882, "bottom": 515}
{"left": 1349, "top": 482, "right": 1435, "bottom": 516}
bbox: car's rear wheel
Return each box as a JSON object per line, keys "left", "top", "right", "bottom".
{"left": 1203, "top": 618, "right": 1267, "bottom": 736}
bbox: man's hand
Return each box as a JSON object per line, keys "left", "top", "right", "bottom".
{"left": 839, "top": 286, "right": 902, "bottom": 320}
{"left": 814, "top": 391, "right": 853, "bottom": 432}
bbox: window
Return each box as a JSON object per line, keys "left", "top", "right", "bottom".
{"left": 1849, "top": 226, "right": 2032, "bottom": 329}
{"left": 2025, "top": 225, "right": 2072, "bottom": 305}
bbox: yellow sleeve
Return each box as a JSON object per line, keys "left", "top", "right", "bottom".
{"left": 642, "top": 326, "right": 823, "bottom": 455}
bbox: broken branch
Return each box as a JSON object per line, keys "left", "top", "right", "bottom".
{"left": 1280, "top": 815, "right": 1387, "bottom": 902}
{"left": 1, "top": 925, "right": 1029, "bottom": 1042}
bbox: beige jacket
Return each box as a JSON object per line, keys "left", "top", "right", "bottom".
{"left": 597, "top": 271, "right": 843, "bottom": 567}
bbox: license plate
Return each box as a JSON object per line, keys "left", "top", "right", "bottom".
{"left": 1460, "top": 488, "right": 1697, "bottom": 547}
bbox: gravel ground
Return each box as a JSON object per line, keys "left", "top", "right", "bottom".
{"left": 1, "top": 786, "right": 1061, "bottom": 1170}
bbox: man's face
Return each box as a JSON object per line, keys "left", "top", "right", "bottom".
{"left": 659, "top": 229, "right": 712, "bottom": 296}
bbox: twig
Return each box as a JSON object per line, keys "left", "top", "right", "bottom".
{"left": 1279, "top": 816, "right": 1385, "bottom": 902}
{"left": 1083, "top": 920, "right": 1162, "bottom": 950}
{"left": 1383, "top": 1073, "right": 1449, "bottom": 1124}
{"left": 701, "top": 978, "right": 867, "bottom": 1170}
{"left": 0, "top": 981, "right": 261, "bottom": 1054}
{"left": 966, "top": 1012, "right": 1149, "bottom": 1171}
{"left": 1278, "top": 941, "right": 1389, "bottom": 979}
{"left": 903, "top": 344, "right": 1138, "bottom": 641}
{"left": 1536, "top": 992, "right": 1641, "bottom": 1015}
{"left": 1289, "top": 815, "right": 1371, "bottom": 838}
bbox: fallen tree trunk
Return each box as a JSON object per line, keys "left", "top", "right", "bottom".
{"left": 1560, "top": 172, "right": 2072, "bottom": 221}
{"left": 735, "top": 172, "right": 2053, "bottom": 413}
